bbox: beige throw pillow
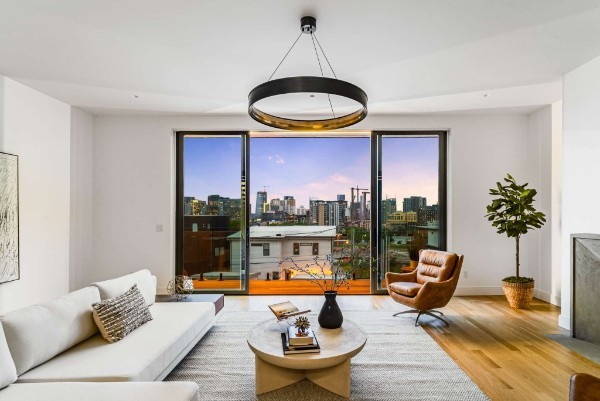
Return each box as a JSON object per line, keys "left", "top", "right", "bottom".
{"left": 92, "top": 284, "right": 153, "bottom": 343}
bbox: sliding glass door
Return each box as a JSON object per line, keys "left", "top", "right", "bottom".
{"left": 372, "top": 132, "right": 447, "bottom": 293}
{"left": 175, "top": 131, "right": 446, "bottom": 295}
{"left": 175, "top": 133, "right": 248, "bottom": 293}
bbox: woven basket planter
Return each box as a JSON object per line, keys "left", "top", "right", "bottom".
{"left": 502, "top": 280, "right": 535, "bottom": 309}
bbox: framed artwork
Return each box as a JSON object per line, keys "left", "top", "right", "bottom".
{"left": 0, "top": 152, "right": 19, "bottom": 284}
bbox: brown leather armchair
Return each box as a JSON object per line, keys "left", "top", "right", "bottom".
{"left": 386, "top": 249, "right": 463, "bottom": 326}
{"left": 570, "top": 373, "right": 600, "bottom": 401}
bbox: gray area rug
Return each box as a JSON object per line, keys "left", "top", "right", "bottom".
{"left": 166, "top": 311, "right": 489, "bottom": 400}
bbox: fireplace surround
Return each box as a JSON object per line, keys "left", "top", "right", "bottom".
{"left": 571, "top": 233, "right": 600, "bottom": 345}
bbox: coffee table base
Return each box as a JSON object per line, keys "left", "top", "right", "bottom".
{"left": 255, "top": 356, "right": 351, "bottom": 398}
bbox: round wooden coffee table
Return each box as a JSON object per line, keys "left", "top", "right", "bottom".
{"left": 247, "top": 318, "right": 367, "bottom": 398}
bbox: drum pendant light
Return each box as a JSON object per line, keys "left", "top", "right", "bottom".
{"left": 248, "top": 16, "right": 368, "bottom": 131}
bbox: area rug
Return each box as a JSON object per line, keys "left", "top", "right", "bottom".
{"left": 166, "top": 311, "right": 489, "bottom": 400}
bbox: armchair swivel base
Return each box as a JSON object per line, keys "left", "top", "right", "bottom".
{"left": 393, "top": 309, "right": 448, "bottom": 326}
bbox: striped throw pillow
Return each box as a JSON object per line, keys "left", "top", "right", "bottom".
{"left": 92, "top": 284, "right": 153, "bottom": 343}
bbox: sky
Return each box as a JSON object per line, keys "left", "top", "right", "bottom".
{"left": 184, "top": 136, "right": 439, "bottom": 209}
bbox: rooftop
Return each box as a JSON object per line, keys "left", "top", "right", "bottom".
{"left": 228, "top": 226, "right": 337, "bottom": 239}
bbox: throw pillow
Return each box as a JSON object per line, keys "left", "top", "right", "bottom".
{"left": 92, "top": 284, "right": 153, "bottom": 343}
{"left": 0, "top": 323, "right": 17, "bottom": 389}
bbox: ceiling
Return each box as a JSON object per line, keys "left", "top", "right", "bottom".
{"left": 2, "top": 0, "right": 600, "bottom": 116}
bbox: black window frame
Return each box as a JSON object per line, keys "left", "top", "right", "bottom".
{"left": 370, "top": 131, "right": 448, "bottom": 294}
{"left": 175, "top": 130, "right": 447, "bottom": 295}
{"left": 175, "top": 131, "right": 250, "bottom": 295}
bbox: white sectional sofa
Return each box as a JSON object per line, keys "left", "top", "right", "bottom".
{"left": 0, "top": 270, "right": 218, "bottom": 401}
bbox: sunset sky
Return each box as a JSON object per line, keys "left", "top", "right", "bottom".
{"left": 184, "top": 136, "right": 439, "bottom": 210}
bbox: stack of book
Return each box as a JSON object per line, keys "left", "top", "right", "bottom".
{"left": 281, "top": 326, "right": 321, "bottom": 355}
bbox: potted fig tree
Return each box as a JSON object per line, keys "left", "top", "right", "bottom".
{"left": 407, "top": 230, "right": 427, "bottom": 270}
{"left": 485, "top": 174, "right": 546, "bottom": 309}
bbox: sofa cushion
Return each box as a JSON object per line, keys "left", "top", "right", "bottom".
{"left": 17, "top": 302, "right": 215, "bottom": 383}
{"left": 0, "top": 382, "right": 199, "bottom": 401}
{"left": 92, "top": 284, "right": 153, "bottom": 343}
{"left": 92, "top": 270, "right": 156, "bottom": 306}
{"left": 0, "top": 286, "right": 100, "bottom": 376}
{"left": 389, "top": 282, "right": 422, "bottom": 297}
{"left": 0, "top": 323, "right": 17, "bottom": 389}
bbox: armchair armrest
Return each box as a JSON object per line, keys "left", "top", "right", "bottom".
{"left": 412, "top": 276, "right": 459, "bottom": 310}
{"left": 385, "top": 270, "right": 417, "bottom": 285}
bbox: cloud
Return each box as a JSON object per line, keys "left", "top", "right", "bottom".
{"left": 267, "top": 155, "right": 285, "bottom": 164}
{"left": 329, "top": 173, "right": 351, "bottom": 184}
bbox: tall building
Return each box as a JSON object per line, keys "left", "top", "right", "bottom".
{"left": 309, "top": 197, "right": 321, "bottom": 224}
{"left": 219, "top": 197, "right": 241, "bottom": 219}
{"left": 317, "top": 202, "right": 340, "bottom": 226}
{"left": 297, "top": 205, "right": 307, "bottom": 215}
{"left": 403, "top": 196, "right": 427, "bottom": 213}
{"left": 311, "top": 200, "right": 346, "bottom": 228}
{"left": 283, "top": 195, "right": 296, "bottom": 215}
{"left": 417, "top": 204, "right": 439, "bottom": 225}
{"left": 270, "top": 198, "right": 282, "bottom": 212}
{"left": 207, "top": 194, "right": 220, "bottom": 215}
{"left": 192, "top": 199, "right": 205, "bottom": 215}
{"left": 184, "top": 196, "right": 195, "bottom": 215}
{"left": 255, "top": 191, "right": 267, "bottom": 217}
{"left": 350, "top": 202, "right": 362, "bottom": 222}
{"left": 385, "top": 211, "right": 417, "bottom": 235}
{"left": 381, "top": 198, "right": 397, "bottom": 224}
{"left": 336, "top": 198, "right": 348, "bottom": 226}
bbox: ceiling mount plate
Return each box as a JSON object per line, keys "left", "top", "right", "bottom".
{"left": 301, "top": 16, "right": 316, "bottom": 34}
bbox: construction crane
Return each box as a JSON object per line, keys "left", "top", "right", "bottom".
{"left": 350, "top": 185, "right": 369, "bottom": 225}
{"left": 361, "top": 191, "right": 371, "bottom": 227}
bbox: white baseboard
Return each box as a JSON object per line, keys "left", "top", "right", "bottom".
{"left": 558, "top": 314, "right": 571, "bottom": 330}
{"left": 534, "top": 289, "right": 561, "bottom": 306}
{"left": 168, "top": 285, "right": 561, "bottom": 307}
{"left": 454, "top": 286, "right": 504, "bottom": 296}
{"left": 454, "top": 286, "right": 561, "bottom": 306}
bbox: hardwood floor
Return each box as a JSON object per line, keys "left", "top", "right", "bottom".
{"left": 224, "top": 295, "right": 600, "bottom": 400}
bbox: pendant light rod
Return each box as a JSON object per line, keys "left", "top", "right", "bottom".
{"left": 268, "top": 32, "right": 302, "bottom": 81}
{"left": 313, "top": 34, "right": 337, "bottom": 79}
{"left": 310, "top": 32, "right": 335, "bottom": 118}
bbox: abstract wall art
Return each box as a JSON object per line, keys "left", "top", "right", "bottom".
{"left": 0, "top": 152, "right": 19, "bottom": 284}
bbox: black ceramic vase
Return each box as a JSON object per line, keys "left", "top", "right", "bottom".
{"left": 318, "top": 290, "right": 343, "bottom": 329}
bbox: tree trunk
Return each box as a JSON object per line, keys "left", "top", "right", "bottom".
{"left": 516, "top": 235, "right": 520, "bottom": 279}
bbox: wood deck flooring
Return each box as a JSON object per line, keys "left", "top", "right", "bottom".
{"left": 192, "top": 278, "right": 371, "bottom": 294}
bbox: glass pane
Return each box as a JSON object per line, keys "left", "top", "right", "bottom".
{"left": 182, "top": 136, "right": 245, "bottom": 291}
{"left": 249, "top": 137, "right": 371, "bottom": 294}
{"left": 379, "top": 136, "right": 440, "bottom": 290}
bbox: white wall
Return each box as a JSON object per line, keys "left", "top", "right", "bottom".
{"left": 560, "top": 55, "right": 600, "bottom": 329}
{"left": 87, "top": 113, "right": 555, "bottom": 298}
{"left": 70, "top": 107, "right": 94, "bottom": 291}
{"left": 0, "top": 77, "right": 71, "bottom": 313}
{"left": 526, "top": 103, "right": 562, "bottom": 305}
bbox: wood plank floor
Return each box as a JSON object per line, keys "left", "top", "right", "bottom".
{"left": 224, "top": 295, "right": 600, "bottom": 400}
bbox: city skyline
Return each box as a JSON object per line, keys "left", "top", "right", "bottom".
{"left": 184, "top": 136, "right": 439, "bottom": 208}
